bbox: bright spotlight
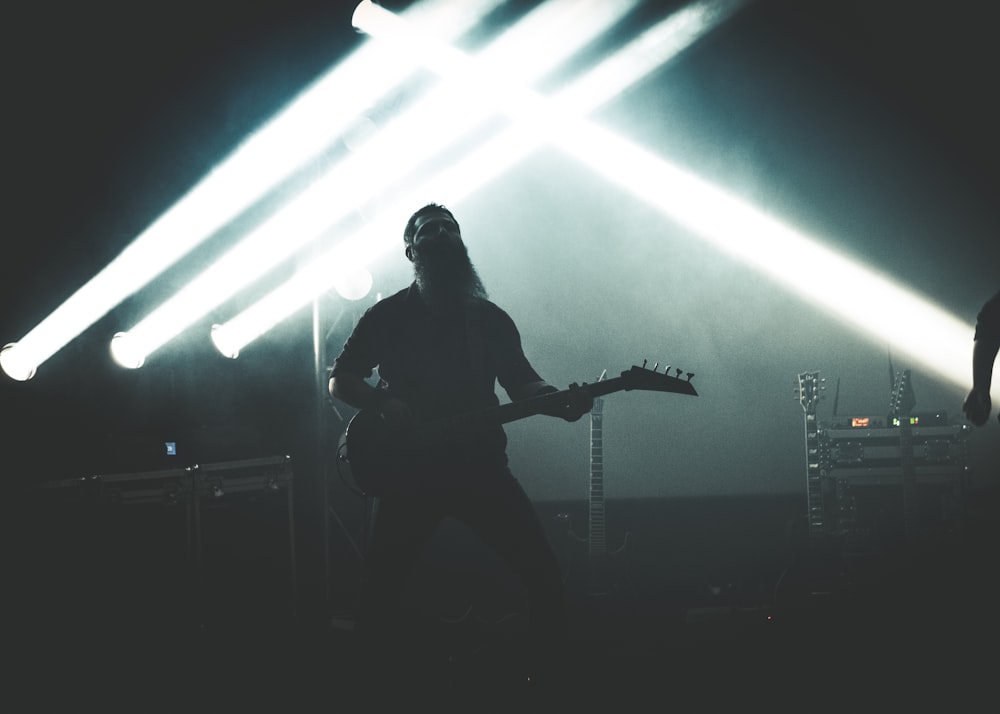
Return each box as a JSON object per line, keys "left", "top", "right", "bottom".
{"left": 1, "top": 343, "right": 37, "bottom": 381}
{"left": 109, "top": 332, "right": 145, "bottom": 370}
{"left": 211, "top": 324, "right": 241, "bottom": 360}
{"left": 1, "top": 0, "right": 503, "bottom": 378}
{"left": 334, "top": 269, "right": 374, "bottom": 301}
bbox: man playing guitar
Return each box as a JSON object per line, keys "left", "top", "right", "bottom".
{"left": 329, "top": 203, "right": 592, "bottom": 699}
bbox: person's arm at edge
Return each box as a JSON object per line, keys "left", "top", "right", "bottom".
{"left": 963, "top": 337, "right": 999, "bottom": 426}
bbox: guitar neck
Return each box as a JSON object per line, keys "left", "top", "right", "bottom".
{"left": 590, "top": 397, "right": 606, "bottom": 555}
{"left": 438, "top": 376, "right": 631, "bottom": 431}
{"left": 499, "top": 377, "right": 627, "bottom": 425}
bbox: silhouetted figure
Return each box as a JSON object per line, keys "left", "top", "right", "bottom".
{"left": 328, "top": 203, "right": 591, "bottom": 702}
{"left": 962, "top": 289, "right": 1000, "bottom": 426}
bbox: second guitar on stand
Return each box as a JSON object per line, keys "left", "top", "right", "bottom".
{"left": 557, "top": 381, "right": 632, "bottom": 601}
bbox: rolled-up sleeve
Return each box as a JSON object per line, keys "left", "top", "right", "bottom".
{"left": 330, "top": 307, "right": 380, "bottom": 380}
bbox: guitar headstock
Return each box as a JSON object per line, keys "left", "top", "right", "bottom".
{"left": 620, "top": 361, "right": 698, "bottom": 396}
{"left": 797, "top": 371, "right": 822, "bottom": 414}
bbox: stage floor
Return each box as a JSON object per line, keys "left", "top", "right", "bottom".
{"left": 7, "top": 491, "right": 999, "bottom": 711}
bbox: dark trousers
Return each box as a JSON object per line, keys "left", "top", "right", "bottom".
{"left": 354, "top": 467, "right": 568, "bottom": 691}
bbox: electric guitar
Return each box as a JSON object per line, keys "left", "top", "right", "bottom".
{"left": 585, "top": 394, "right": 630, "bottom": 599}
{"left": 890, "top": 368, "right": 918, "bottom": 540}
{"left": 796, "top": 371, "right": 826, "bottom": 540}
{"left": 343, "top": 362, "right": 698, "bottom": 497}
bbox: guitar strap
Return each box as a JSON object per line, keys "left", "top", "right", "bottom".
{"left": 464, "top": 299, "right": 488, "bottom": 386}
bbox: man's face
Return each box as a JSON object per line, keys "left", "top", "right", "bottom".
{"left": 410, "top": 212, "right": 462, "bottom": 256}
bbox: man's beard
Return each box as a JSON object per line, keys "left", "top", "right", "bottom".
{"left": 412, "top": 242, "right": 488, "bottom": 313}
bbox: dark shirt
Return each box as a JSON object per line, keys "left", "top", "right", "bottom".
{"left": 331, "top": 284, "right": 544, "bottom": 471}
{"left": 974, "top": 290, "right": 1000, "bottom": 345}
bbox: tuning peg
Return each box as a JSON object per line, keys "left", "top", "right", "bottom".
{"left": 642, "top": 359, "right": 648, "bottom": 368}
{"left": 652, "top": 361, "right": 659, "bottom": 371}
{"left": 686, "top": 372, "right": 694, "bottom": 382}
{"left": 675, "top": 368, "right": 683, "bottom": 378}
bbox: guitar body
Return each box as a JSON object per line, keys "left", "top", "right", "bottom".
{"left": 559, "top": 525, "right": 632, "bottom": 601}
{"left": 587, "top": 536, "right": 632, "bottom": 600}
{"left": 343, "top": 408, "right": 425, "bottom": 496}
